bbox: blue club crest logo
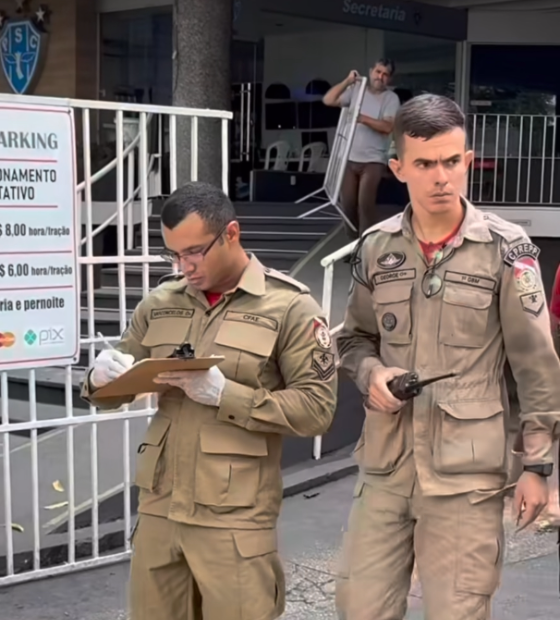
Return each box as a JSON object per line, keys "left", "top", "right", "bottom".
{"left": 0, "top": 2, "right": 51, "bottom": 95}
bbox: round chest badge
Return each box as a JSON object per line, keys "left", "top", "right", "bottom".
{"left": 313, "top": 318, "right": 332, "bottom": 349}
{"left": 381, "top": 312, "right": 397, "bottom": 332}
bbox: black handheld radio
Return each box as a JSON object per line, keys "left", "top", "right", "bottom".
{"left": 387, "top": 371, "right": 457, "bottom": 401}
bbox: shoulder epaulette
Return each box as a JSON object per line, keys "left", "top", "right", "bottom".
{"left": 482, "top": 211, "right": 527, "bottom": 244}
{"left": 263, "top": 268, "right": 310, "bottom": 293}
{"left": 361, "top": 212, "right": 404, "bottom": 238}
{"left": 157, "top": 273, "right": 184, "bottom": 286}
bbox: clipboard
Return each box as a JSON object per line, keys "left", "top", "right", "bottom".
{"left": 93, "top": 356, "right": 225, "bottom": 399}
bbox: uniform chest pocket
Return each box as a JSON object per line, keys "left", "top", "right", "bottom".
{"left": 439, "top": 284, "right": 493, "bottom": 348}
{"left": 433, "top": 400, "right": 507, "bottom": 475}
{"left": 213, "top": 321, "right": 278, "bottom": 385}
{"left": 194, "top": 424, "right": 268, "bottom": 512}
{"left": 372, "top": 282, "right": 413, "bottom": 345}
{"left": 141, "top": 316, "right": 193, "bottom": 358}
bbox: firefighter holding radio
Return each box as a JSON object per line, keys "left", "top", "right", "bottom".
{"left": 336, "top": 94, "right": 560, "bottom": 620}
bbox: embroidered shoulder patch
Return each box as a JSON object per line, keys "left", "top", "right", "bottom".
{"left": 313, "top": 318, "right": 332, "bottom": 349}
{"left": 520, "top": 291, "right": 544, "bottom": 317}
{"left": 504, "top": 242, "right": 540, "bottom": 267}
{"left": 311, "top": 350, "right": 336, "bottom": 381}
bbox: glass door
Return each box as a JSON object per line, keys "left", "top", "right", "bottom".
{"left": 231, "top": 39, "right": 263, "bottom": 200}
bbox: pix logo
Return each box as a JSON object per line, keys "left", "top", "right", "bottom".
{"left": 0, "top": 331, "right": 15, "bottom": 347}
{"left": 25, "top": 327, "right": 64, "bottom": 346}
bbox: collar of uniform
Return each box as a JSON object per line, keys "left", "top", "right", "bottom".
{"left": 457, "top": 198, "right": 494, "bottom": 244}
{"left": 235, "top": 254, "right": 267, "bottom": 297}
{"left": 378, "top": 211, "right": 407, "bottom": 235}
{"left": 394, "top": 200, "right": 493, "bottom": 244}
{"left": 185, "top": 253, "right": 266, "bottom": 300}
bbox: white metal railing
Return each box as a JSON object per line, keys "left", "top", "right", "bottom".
{"left": 77, "top": 112, "right": 155, "bottom": 251}
{"left": 0, "top": 96, "right": 232, "bottom": 586}
{"left": 467, "top": 113, "right": 560, "bottom": 206}
{"left": 311, "top": 239, "right": 358, "bottom": 460}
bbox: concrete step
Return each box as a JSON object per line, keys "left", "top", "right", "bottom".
{"left": 147, "top": 213, "right": 337, "bottom": 228}
{"left": 80, "top": 308, "right": 132, "bottom": 338}
{"left": 234, "top": 202, "right": 333, "bottom": 218}
{"left": 81, "top": 287, "right": 144, "bottom": 311}
{"left": 101, "top": 265, "right": 173, "bottom": 289}
{"left": 101, "top": 253, "right": 303, "bottom": 288}
{"left": 238, "top": 216, "right": 337, "bottom": 233}
{"left": 5, "top": 366, "right": 87, "bottom": 409}
{"left": 243, "top": 231, "right": 325, "bottom": 252}
{"left": 133, "top": 230, "right": 325, "bottom": 253}
{"left": 137, "top": 217, "right": 337, "bottom": 247}
{"left": 151, "top": 199, "right": 331, "bottom": 218}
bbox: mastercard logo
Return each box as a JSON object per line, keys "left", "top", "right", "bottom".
{"left": 0, "top": 332, "right": 16, "bottom": 348}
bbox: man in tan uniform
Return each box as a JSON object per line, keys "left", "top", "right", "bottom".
{"left": 336, "top": 94, "right": 560, "bottom": 620}
{"left": 81, "top": 182, "right": 337, "bottom": 620}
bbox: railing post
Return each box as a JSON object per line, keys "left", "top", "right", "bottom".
{"left": 322, "top": 262, "right": 335, "bottom": 326}
{"left": 312, "top": 261, "right": 337, "bottom": 461}
{"left": 222, "top": 117, "right": 229, "bottom": 194}
{"left": 127, "top": 149, "right": 135, "bottom": 250}
{"left": 191, "top": 116, "right": 199, "bottom": 182}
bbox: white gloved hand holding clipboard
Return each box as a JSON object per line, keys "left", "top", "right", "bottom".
{"left": 90, "top": 333, "right": 224, "bottom": 400}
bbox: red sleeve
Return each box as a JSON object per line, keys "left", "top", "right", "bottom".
{"left": 550, "top": 265, "right": 560, "bottom": 319}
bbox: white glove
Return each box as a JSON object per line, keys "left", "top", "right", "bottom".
{"left": 154, "top": 367, "right": 226, "bottom": 407}
{"left": 90, "top": 349, "right": 135, "bottom": 388}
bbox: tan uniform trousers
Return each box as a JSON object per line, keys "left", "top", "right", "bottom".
{"left": 130, "top": 514, "right": 285, "bottom": 620}
{"left": 336, "top": 479, "right": 505, "bottom": 620}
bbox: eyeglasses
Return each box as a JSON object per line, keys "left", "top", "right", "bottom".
{"left": 421, "top": 248, "right": 447, "bottom": 298}
{"left": 160, "top": 225, "right": 228, "bottom": 265}
{"left": 421, "top": 268, "right": 443, "bottom": 298}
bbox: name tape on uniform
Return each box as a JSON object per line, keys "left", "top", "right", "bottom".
{"left": 150, "top": 308, "right": 194, "bottom": 320}
{"left": 373, "top": 268, "right": 416, "bottom": 286}
{"left": 224, "top": 311, "right": 278, "bottom": 332}
{"left": 444, "top": 271, "right": 496, "bottom": 292}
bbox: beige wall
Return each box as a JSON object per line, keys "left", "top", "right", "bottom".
{"left": 0, "top": 0, "right": 98, "bottom": 99}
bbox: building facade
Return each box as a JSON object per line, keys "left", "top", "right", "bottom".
{"left": 2, "top": 0, "right": 560, "bottom": 226}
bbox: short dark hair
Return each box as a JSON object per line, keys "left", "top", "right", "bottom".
{"left": 160, "top": 182, "right": 236, "bottom": 233}
{"left": 393, "top": 94, "right": 465, "bottom": 156}
{"left": 374, "top": 58, "right": 396, "bottom": 75}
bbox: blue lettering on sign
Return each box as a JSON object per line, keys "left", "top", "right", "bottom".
{"left": 342, "top": 0, "right": 407, "bottom": 22}
{"left": 0, "top": 20, "right": 43, "bottom": 95}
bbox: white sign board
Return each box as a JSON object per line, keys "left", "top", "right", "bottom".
{"left": 0, "top": 102, "right": 79, "bottom": 370}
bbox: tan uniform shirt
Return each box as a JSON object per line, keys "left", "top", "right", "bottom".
{"left": 338, "top": 200, "right": 560, "bottom": 497}
{"left": 82, "top": 256, "right": 337, "bottom": 528}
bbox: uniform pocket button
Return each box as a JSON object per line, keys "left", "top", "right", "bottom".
{"left": 228, "top": 415, "right": 235, "bottom": 420}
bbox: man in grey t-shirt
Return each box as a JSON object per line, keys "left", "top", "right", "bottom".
{"left": 323, "top": 59, "right": 400, "bottom": 240}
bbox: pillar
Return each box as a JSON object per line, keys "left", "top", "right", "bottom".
{"left": 173, "top": 0, "right": 233, "bottom": 188}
